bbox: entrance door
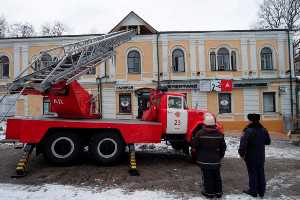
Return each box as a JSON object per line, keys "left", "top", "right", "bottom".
{"left": 166, "top": 95, "right": 188, "bottom": 134}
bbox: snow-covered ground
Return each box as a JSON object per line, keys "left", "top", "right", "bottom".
{"left": 0, "top": 133, "right": 4, "bottom": 140}
{"left": 0, "top": 121, "right": 6, "bottom": 140}
{"left": 0, "top": 136, "right": 299, "bottom": 199}
{"left": 225, "top": 136, "right": 300, "bottom": 160}
{"left": 136, "top": 136, "right": 300, "bottom": 160}
{"left": 0, "top": 180, "right": 298, "bottom": 200}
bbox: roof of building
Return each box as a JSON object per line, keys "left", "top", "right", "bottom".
{"left": 0, "top": 33, "right": 104, "bottom": 41}
{"left": 0, "top": 11, "right": 292, "bottom": 41}
{"left": 110, "top": 11, "right": 157, "bottom": 34}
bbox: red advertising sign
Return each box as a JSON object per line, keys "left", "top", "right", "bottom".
{"left": 220, "top": 80, "right": 232, "bottom": 92}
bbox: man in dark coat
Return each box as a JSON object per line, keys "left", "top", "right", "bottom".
{"left": 191, "top": 113, "right": 227, "bottom": 199}
{"left": 239, "top": 113, "right": 271, "bottom": 198}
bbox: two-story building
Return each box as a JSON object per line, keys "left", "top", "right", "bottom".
{"left": 0, "top": 11, "right": 296, "bottom": 133}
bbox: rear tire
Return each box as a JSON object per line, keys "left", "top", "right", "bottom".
{"left": 43, "top": 132, "right": 82, "bottom": 165}
{"left": 89, "top": 132, "right": 125, "bottom": 166}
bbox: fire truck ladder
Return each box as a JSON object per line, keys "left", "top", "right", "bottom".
{"left": 0, "top": 30, "right": 134, "bottom": 122}
{"left": 0, "top": 30, "right": 138, "bottom": 177}
{"left": 8, "top": 30, "right": 135, "bottom": 94}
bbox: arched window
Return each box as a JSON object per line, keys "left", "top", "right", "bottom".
{"left": 127, "top": 50, "right": 141, "bottom": 73}
{"left": 261, "top": 47, "right": 273, "bottom": 70}
{"left": 0, "top": 55, "right": 9, "bottom": 79}
{"left": 231, "top": 51, "right": 237, "bottom": 71}
{"left": 217, "top": 48, "right": 230, "bottom": 71}
{"left": 172, "top": 49, "right": 185, "bottom": 72}
{"left": 210, "top": 51, "right": 216, "bottom": 71}
{"left": 35, "top": 53, "right": 52, "bottom": 71}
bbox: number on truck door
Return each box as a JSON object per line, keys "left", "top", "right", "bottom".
{"left": 166, "top": 96, "right": 188, "bottom": 134}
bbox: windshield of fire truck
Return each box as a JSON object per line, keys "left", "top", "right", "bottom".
{"left": 168, "top": 96, "right": 183, "bottom": 109}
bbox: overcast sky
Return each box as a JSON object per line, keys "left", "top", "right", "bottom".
{"left": 1, "top": 0, "right": 263, "bottom": 34}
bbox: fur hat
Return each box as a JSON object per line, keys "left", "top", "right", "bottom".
{"left": 247, "top": 113, "right": 260, "bottom": 122}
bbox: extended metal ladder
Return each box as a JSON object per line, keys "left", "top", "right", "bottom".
{"left": 9, "top": 30, "right": 135, "bottom": 93}
{"left": 0, "top": 30, "right": 135, "bottom": 122}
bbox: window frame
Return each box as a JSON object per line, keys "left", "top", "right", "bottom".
{"left": 231, "top": 51, "right": 237, "bottom": 71}
{"left": 217, "top": 47, "right": 230, "bottom": 71}
{"left": 127, "top": 50, "right": 141, "bottom": 74}
{"left": 260, "top": 47, "right": 274, "bottom": 71}
{"left": 210, "top": 51, "right": 216, "bottom": 71}
{"left": 168, "top": 95, "right": 184, "bottom": 110}
{"left": 0, "top": 55, "right": 10, "bottom": 79}
{"left": 263, "top": 92, "right": 276, "bottom": 113}
{"left": 172, "top": 48, "right": 185, "bottom": 73}
{"left": 209, "top": 47, "right": 237, "bottom": 72}
{"left": 119, "top": 93, "right": 132, "bottom": 114}
{"left": 218, "top": 93, "right": 232, "bottom": 114}
{"left": 43, "top": 97, "right": 51, "bottom": 115}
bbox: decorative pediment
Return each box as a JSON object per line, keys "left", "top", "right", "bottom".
{"left": 110, "top": 11, "right": 157, "bottom": 34}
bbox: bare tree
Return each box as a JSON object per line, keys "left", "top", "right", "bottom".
{"left": 9, "top": 23, "right": 35, "bottom": 37}
{"left": 256, "top": 0, "right": 300, "bottom": 52}
{"left": 41, "top": 21, "right": 67, "bottom": 36}
{"left": 0, "top": 15, "right": 8, "bottom": 38}
{"left": 257, "top": 0, "right": 300, "bottom": 29}
{"left": 52, "top": 21, "right": 66, "bottom": 36}
{"left": 41, "top": 23, "right": 52, "bottom": 36}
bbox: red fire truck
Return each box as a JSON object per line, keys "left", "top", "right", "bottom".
{"left": 1, "top": 30, "right": 223, "bottom": 176}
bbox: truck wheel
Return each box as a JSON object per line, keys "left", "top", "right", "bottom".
{"left": 89, "top": 132, "right": 125, "bottom": 166}
{"left": 43, "top": 132, "right": 82, "bottom": 165}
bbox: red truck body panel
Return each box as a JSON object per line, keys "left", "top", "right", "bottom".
{"left": 5, "top": 117, "right": 163, "bottom": 144}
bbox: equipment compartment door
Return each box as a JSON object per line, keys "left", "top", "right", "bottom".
{"left": 166, "top": 96, "right": 188, "bottom": 134}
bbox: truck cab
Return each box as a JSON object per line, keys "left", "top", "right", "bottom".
{"left": 142, "top": 90, "right": 223, "bottom": 149}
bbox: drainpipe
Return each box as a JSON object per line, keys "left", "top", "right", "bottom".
{"left": 156, "top": 32, "right": 160, "bottom": 88}
{"left": 287, "top": 29, "right": 294, "bottom": 120}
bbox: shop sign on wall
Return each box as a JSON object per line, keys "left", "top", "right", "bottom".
{"left": 210, "top": 80, "right": 232, "bottom": 92}
{"left": 161, "top": 83, "right": 199, "bottom": 90}
{"left": 115, "top": 85, "right": 134, "bottom": 91}
{"left": 199, "top": 80, "right": 211, "bottom": 92}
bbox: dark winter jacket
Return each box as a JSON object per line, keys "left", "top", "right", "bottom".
{"left": 238, "top": 122, "right": 271, "bottom": 164}
{"left": 191, "top": 126, "right": 227, "bottom": 169}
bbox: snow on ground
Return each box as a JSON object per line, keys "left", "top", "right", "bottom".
{"left": 225, "top": 136, "right": 300, "bottom": 160}
{"left": 0, "top": 133, "right": 4, "bottom": 140}
{"left": 0, "top": 182, "right": 298, "bottom": 200}
{"left": 136, "top": 136, "right": 300, "bottom": 160}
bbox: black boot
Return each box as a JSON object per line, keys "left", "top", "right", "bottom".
{"left": 243, "top": 190, "right": 257, "bottom": 197}
{"left": 201, "top": 191, "right": 215, "bottom": 199}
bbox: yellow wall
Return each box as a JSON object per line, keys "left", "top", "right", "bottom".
{"left": 115, "top": 41, "right": 153, "bottom": 81}
{"left": 256, "top": 40, "right": 278, "bottom": 77}
{"left": 207, "top": 92, "right": 218, "bottom": 114}
{"left": 168, "top": 40, "right": 190, "bottom": 78}
{"left": 16, "top": 99, "right": 24, "bottom": 115}
{"left": 28, "top": 95, "right": 43, "bottom": 116}
{"left": 204, "top": 40, "right": 242, "bottom": 77}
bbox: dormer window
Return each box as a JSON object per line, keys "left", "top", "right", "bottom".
{"left": 110, "top": 11, "right": 157, "bottom": 35}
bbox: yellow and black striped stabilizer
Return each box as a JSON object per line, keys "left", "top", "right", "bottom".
{"left": 128, "top": 145, "right": 139, "bottom": 176}
{"left": 12, "top": 144, "right": 34, "bottom": 178}
{"left": 15, "top": 152, "right": 30, "bottom": 176}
